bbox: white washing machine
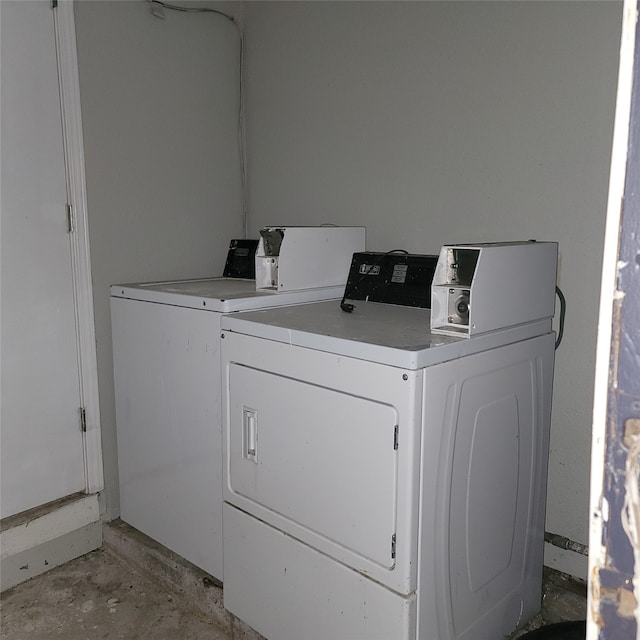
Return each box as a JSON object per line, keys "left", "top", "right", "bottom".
{"left": 111, "top": 227, "right": 364, "bottom": 581}
{"left": 220, "top": 242, "right": 558, "bottom": 640}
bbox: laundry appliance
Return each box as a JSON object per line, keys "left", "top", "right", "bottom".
{"left": 220, "top": 241, "right": 557, "bottom": 640}
{"left": 110, "top": 227, "right": 365, "bottom": 581}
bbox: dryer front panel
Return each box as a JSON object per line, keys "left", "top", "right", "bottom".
{"left": 222, "top": 331, "right": 423, "bottom": 595}
{"left": 228, "top": 362, "right": 398, "bottom": 568}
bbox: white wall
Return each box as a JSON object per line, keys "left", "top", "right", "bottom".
{"left": 74, "top": 0, "right": 243, "bottom": 520}
{"left": 242, "top": 0, "right": 622, "bottom": 577}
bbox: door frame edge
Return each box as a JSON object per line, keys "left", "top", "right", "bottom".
{"left": 54, "top": 0, "right": 104, "bottom": 496}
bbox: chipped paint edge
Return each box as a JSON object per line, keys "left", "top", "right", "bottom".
{"left": 588, "top": 0, "right": 640, "bottom": 638}
{"left": 622, "top": 419, "right": 640, "bottom": 619}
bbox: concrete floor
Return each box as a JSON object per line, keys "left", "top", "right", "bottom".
{"left": 0, "top": 547, "right": 229, "bottom": 640}
{"left": 1, "top": 522, "right": 587, "bottom": 640}
{"left": 511, "top": 567, "right": 588, "bottom": 638}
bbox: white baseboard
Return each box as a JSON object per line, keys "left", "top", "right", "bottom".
{"left": 1, "top": 494, "right": 102, "bottom": 591}
{"left": 544, "top": 542, "right": 588, "bottom": 581}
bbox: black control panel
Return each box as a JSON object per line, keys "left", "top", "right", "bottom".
{"left": 343, "top": 251, "right": 439, "bottom": 308}
{"left": 223, "top": 239, "right": 259, "bottom": 279}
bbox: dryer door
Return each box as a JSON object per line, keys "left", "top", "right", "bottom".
{"left": 227, "top": 362, "right": 399, "bottom": 568}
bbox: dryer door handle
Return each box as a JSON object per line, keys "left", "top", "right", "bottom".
{"left": 243, "top": 407, "right": 258, "bottom": 462}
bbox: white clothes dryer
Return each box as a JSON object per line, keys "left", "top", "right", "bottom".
{"left": 220, "top": 242, "right": 557, "bottom": 640}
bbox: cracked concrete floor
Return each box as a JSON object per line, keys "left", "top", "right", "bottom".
{"left": 0, "top": 547, "right": 230, "bottom": 640}
{"left": 1, "top": 544, "right": 586, "bottom": 640}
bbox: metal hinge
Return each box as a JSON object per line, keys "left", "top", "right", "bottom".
{"left": 66, "top": 204, "right": 74, "bottom": 233}
{"left": 79, "top": 407, "right": 87, "bottom": 433}
{"left": 391, "top": 534, "right": 397, "bottom": 559}
{"left": 393, "top": 425, "right": 399, "bottom": 450}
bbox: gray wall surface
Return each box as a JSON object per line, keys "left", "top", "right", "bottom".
{"left": 242, "top": 0, "right": 622, "bottom": 577}
{"left": 73, "top": 0, "right": 622, "bottom": 579}
{"left": 75, "top": 0, "right": 243, "bottom": 521}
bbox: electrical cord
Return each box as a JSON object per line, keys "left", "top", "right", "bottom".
{"left": 148, "top": 0, "right": 237, "bottom": 23}
{"left": 555, "top": 285, "right": 566, "bottom": 350}
{"left": 340, "top": 249, "right": 409, "bottom": 313}
{"left": 146, "top": 0, "right": 248, "bottom": 239}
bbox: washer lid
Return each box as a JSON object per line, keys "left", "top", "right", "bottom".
{"left": 110, "top": 278, "right": 344, "bottom": 312}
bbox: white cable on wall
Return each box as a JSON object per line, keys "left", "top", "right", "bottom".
{"left": 146, "top": 0, "right": 248, "bottom": 239}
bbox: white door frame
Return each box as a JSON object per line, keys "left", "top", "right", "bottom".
{"left": 53, "top": 0, "right": 103, "bottom": 495}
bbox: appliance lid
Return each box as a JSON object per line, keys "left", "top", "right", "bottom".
{"left": 110, "top": 278, "right": 345, "bottom": 312}
{"left": 220, "top": 300, "right": 552, "bottom": 369}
